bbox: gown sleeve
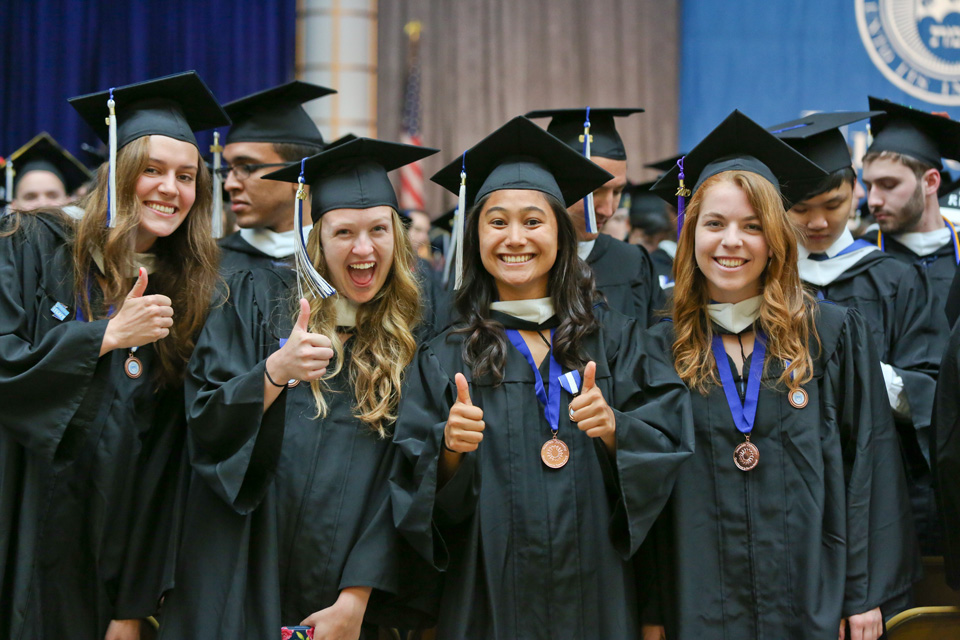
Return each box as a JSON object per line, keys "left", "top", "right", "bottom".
{"left": 185, "top": 270, "right": 288, "bottom": 514}
{"left": 823, "top": 307, "right": 923, "bottom": 616}
{"left": 933, "top": 318, "right": 960, "bottom": 590}
{"left": 0, "top": 215, "right": 110, "bottom": 466}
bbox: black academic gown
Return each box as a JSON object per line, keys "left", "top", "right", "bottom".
{"left": 159, "top": 268, "right": 431, "bottom": 640}
{"left": 586, "top": 233, "right": 664, "bottom": 327}
{"left": 0, "top": 213, "right": 188, "bottom": 639}
{"left": 650, "top": 247, "right": 674, "bottom": 287}
{"left": 218, "top": 230, "right": 294, "bottom": 276}
{"left": 933, "top": 319, "right": 960, "bottom": 590}
{"left": 390, "top": 307, "right": 694, "bottom": 639}
{"left": 641, "top": 304, "right": 921, "bottom": 639}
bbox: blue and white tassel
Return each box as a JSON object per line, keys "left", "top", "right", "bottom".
{"left": 210, "top": 131, "right": 224, "bottom": 238}
{"left": 581, "top": 106, "right": 598, "bottom": 234}
{"left": 106, "top": 88, "right": 118, "bottom": 228}
{"left": 294, "top": 158, "right": 336, "bottom": 299}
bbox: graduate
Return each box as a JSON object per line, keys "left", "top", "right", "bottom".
{"left": 526, "top": 108, "right": 664, "bottom": 326}
{"left": 0, "top": 71, "right": 229, "bottom": 639}
{"left": 642, "top": 111, "right": 920, "bottom": 639}
{"left": 933, "top": 319, "right": 960, "bottom": 592}
{"left": 158, "top": 137, "right": 438, "bottom": 639}
{"left": 390, "top": 116, "right": 694, "bottom": 638}
{"left": 771, "top": 110, "right": 944, "bottom": 554}
{"left": 4, "top": 131, "right": 91, "bottom": 211}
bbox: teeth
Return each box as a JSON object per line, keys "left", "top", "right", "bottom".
{"left": 149, "top": 203, "right": 175, "bottom": 214}
{"left": 349, "top": 262, "right": 375, "bottom": 269}
{"left": 717, "top": 258, "right": 745, "bottom": 268}
{"left": 501, "top": 254, "right": 532, "bottom": 263}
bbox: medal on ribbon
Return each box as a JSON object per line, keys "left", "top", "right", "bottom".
{"left": 711, "top": 332, "right": 766, "bottom": 471}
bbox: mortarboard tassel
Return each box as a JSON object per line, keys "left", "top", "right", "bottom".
{"left": 675, "top": 156, "right": 691, "bottom": 239}
{"left": 454, "top": 153, "right": 467, "bottom": 290}
{"left": 581, "top": 106, "right": 598, "bottom": 234}
{"left": 4, "top": 159, "right": 13, "bottom": 202}
{"left": 106, "top": 88, "right": 118, "bottom": 228}
{"left": 210, "top": 132, "right": 224, "bottom": 238}
{"left": 293, "top": 158, "right": 336, "bottom": 300}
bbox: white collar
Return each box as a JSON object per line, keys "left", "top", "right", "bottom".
{"left": 90, "top": 246, "right": 155, "bottom": 277}
{"left": 62, "top": 205, "right": 85, "bottom": 220}
{"left": 893, "top": 227, "right": 952, "bottom": 257}
{"left": 796, "top": 229, "right": 878, "bottom": 286}
{"left": 707, "top": 295, "right": 762, "bottom": 334}
{"left": 239, "top": 225, "right": 313, "bottom": 259}
{"left": 334, "top": 296, "right": 359, "bottom": 328}
{"left": 797, "top": 228, "right": 855, "bottom": 260}
{"left": 658, "top": 239, "right": 677, "bottom": 259}
{"left": 577, "top": 239, "right": 596, "bottom": 261}
{"left": 490, "top": 297, "right": 555, "bottom": 324}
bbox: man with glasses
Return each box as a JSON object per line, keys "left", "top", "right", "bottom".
{"left": 217, "top": 82, "right": 335, "bottom": 274}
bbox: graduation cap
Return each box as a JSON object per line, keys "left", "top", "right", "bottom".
{"left": 867, "top": 97, "right": 960, "bottom": 170}
{"left": 431, "top": 115, "right": 614, "bottom": 288}
{"left": 324, "top": 133, "right": 358, "bottom": 150}
{"left": 224, "top": 81, "right": 334, "bottom": 147}
{"left": 768, "top": 111, "right": 881, "bottom": 174}
{"left": 262, "top": 137, "right": 438, "bottom": 299}
{"left": 621, "top": 181, "right": 672, "bottom": 234}
{"left": 651, "top": 110, "right": 828, "bottom": 236}
{"left": 7, "top": 132, "right": 91, "bottom": 197}
{"left": 69, "top": 71, "right": 230, "bottom": 228}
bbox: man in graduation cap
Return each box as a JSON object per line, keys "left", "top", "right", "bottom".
{"left": 217, "top": 81, "right": 335, "bottom": 274}
{"left": 771, "top": 110, "right": 944, "bottom": 555}
{"left": 526, "top": 108, "right": 664, "bottom": 326}
{"left": 5, "top": 132, "right": 91, "bottom": 211}
{"left": 621, "top": 180, "right": 675, "bottom": 288}
{"left": 861, "top": 97, "right": 960, "bottom": 325}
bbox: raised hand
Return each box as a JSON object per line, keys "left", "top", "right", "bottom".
{"left": 100, "top": 268, "right": 174, "bottom": 355}
{"left": 266, "top": 298, "right": 334, "bottom": 384}
{"left": 569, "top": 361, "right": 616, "bottom": 451}
{"left": 443, "top": 373, "right": 485, "bottom": 453}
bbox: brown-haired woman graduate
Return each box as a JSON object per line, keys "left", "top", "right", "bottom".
{"left": 639, "top": 111, "right": 921, "bottom": 640}
{"left": 391, "top": 116, "right": 694, "bottom": 639}
{"left": 0, "top": 71, "right": 229, "bottom": 640}
{"left": 158, "top": 137, "right": 438, "bottom": 639}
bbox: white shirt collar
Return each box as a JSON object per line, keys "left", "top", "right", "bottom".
{"left": 658, "top": 239, "right": 677, "bottom": 259}
{"left": 490, "top": 297, "right": 556, "bottom": 324}
{"left": 239, "top": 225, "right": 313, "bottom": 259}
{"left": 797, "top": 228, "right": 855, "bottom": 260}
{"left": 893, "top": 227, "right": 952, "bottom": 257}
{"left": 577, "top": 239, "right": 596, "bottom": 261}
{"left": 90, "top": 246, "right": 155, "bottom": 277}
{"left": 707, "top": 295, "right": 762, "bottom": 334}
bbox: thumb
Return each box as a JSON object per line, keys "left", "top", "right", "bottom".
{"left": 294, "top": 298, "right": 311, "bottom": 333}
{"left": 583, "top": 361, "right": 597, "bottom": 391}
{"left": 455, "top": 372, "right": 473, "bottom": 406}
{"left": 127, "top": 267, "right": 148, "bottom": 299}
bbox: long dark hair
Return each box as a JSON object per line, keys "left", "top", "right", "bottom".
{"left": 453, "top": 190, "right": 599, "bottom": 384}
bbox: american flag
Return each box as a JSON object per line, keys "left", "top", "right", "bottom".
{"left": 399, "top": 21, "right": 425, "bottom": 211}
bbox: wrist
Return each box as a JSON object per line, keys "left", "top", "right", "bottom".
{"left": 338, "top": 586, "right": 372, "bottom": 611}
{"left": 264, "top": 354, "right": 287, "bottom": 388}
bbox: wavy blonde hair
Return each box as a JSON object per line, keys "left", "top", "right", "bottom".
{"left": 672, "top": 170, "right": 818, "bottom": 394}
{"left": 298, "top": 208, "right": 421, "bottom": 436}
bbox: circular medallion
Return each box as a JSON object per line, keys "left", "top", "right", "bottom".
{"left": 734, "top": 440, "right": 759, "bottom": 471}
{"left": 789, "top": 388, "right": 808, "bottom": 409}
{"left": 541, "top": 436, "right": 570, "bottom": 469}
{"left": 287, "top": 379, "right": 300, "bottom": 388}
{"left": 124, "top": 355, "right": 143, "bottom": 379}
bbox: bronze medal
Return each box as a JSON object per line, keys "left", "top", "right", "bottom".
{"left": 124, "top": 354, "right": 143, "bottom": 379}
{"left": 287, "top": 379, "right": 300, "bottom": 388}
{"left": 789, "top": 388, "right": 808, "bottom": 409}
{"left": 734, "top": 436, "right": 759, "bottom": 471}
{"left": 541, "top": 434, "right": 570, "bottom": 469}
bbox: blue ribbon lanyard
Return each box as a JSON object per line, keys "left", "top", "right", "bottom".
{"left": 710, "top": 331, "right": 766, "bottom": 437}
{"left": 506, "top": 328, "right": 562, "bottom": 435}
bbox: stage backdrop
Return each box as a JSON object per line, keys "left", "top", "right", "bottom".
{"left": 680, "top": 0, "right": 960, "bottom": 158}
{"left": 0, "top": 0, "right": 296, "bottom": 167}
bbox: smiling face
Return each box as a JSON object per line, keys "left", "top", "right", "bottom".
{"left": 566, "top": 155, "right": 627, "bottom": 240}
{"left": 320, "top": 205, "right": 396, "bottom": 303}
{"left": 694, "top": 180, "right": 771, "bottom": 303}
{"left": 134, "top": 135, "right": 199, "bottom": 252}
{"left": 478, "top": 189, "right": 558, "bottom": 301}
{"left": 788, "top": 180, "right": 854, "bottom": 253}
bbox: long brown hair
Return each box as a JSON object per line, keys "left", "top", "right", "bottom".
{"left": 299, "top": 208, "right": 420, "bottom": 436}
{"left": 671, "top": 170, "right": 817, "bottom": 394}
{"left": 72, "top": 135, "right": 220, "bottom": 386}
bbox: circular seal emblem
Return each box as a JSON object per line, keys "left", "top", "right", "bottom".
{"left": 857, "top": 0, "right": 960, "bottom": 105}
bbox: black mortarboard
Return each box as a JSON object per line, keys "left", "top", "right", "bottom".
{"left": 432, "top": 206, "right": 456, "bottom": 232}
{"left": 768, "top": 111, "right": 880, "bottom": 173}
{"left": 622, "top": 181, "right": 672, "bottom": 233}
{"left": 224, "top": 81, "right": 334, "bottom": 147}
{"left": 431, "top": 116, "right": 614, "bottom": 207}
{"left": 867, "top": 96, "right": 960, "bottom": 170}
{"left": 524, "top": 107, "right": 643, "bottom": 161}
{"left": 645, "top": 154, "right": 684, "bottom": 174}
{"left": 651, "top": 110, "right": 828, "bottom": 207}
{"left": 9, "top": 132, "right": 92, "bottom": 194}
{"left": 262, "top": 137, "right": 438, "bottom": 222}
{"left": 324, "top": 133, "right": 358, "bottom": 150}
{"left": 69, "top": 71, "right": 230, "bottom": 149}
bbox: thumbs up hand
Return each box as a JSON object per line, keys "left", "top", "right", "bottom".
{"left": 568, "top": 361, "right": 616, "bottom": 450}
{"left": 443, "top": 373, "right": 485, "bottom": 453}
{"left": 100, "top": 268, "right": 175, "bottom": 355}
{"left": 266, "top": 298, "right": 334, "bottom": 384}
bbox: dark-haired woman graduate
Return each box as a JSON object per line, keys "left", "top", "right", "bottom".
{"left": 639, "top": 112, "right": 921, "bottom": 640}
{"left": 390, "top": 116, "right": 694, "bottom": 639}
{"left": 158, "top": 137, "right": 439, "bottom": 639}
{"left": 0, "top": 72, "right": 229, "bottom": 640}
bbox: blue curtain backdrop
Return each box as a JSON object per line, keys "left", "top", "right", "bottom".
{"left": 679, "top": 0, "right": 960, "bottom": 153}
{"left": 0, "top": 0, "right": 296, "bottom": 164}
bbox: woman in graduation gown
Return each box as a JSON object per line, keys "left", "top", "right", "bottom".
{"left": 158, "top": 137, "right": 438, "bottom": 639}
{"left": 0, "top": 72, "right": 229, "bottom": 640}
{"left": 640, "top": 111, "right": 921, "bottom": 640}
{"left": 390, "top": 116, "right": 694, "bottom": 639}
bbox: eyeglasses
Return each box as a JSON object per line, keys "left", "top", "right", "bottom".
{"left": 215, "top": 162, "right": 293, "bottom": 181}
